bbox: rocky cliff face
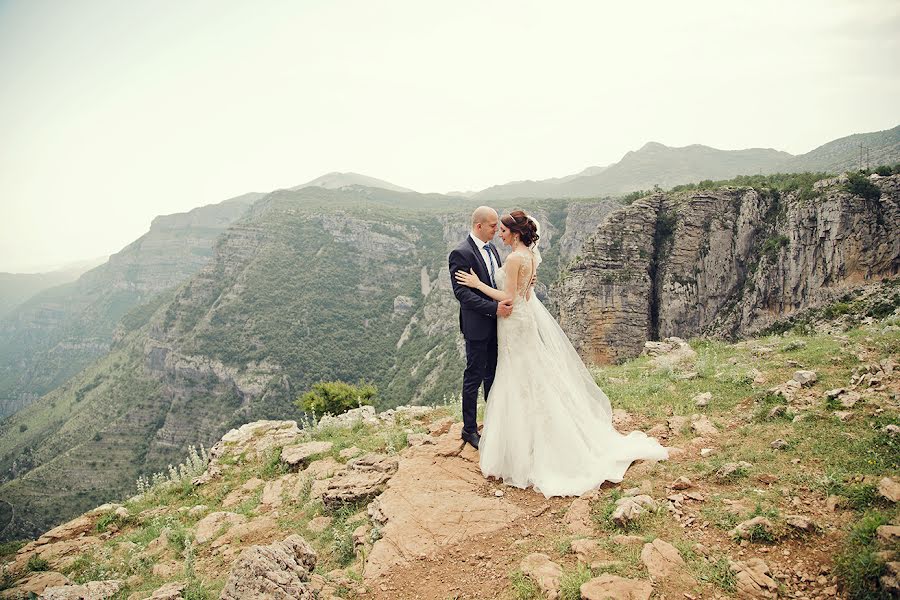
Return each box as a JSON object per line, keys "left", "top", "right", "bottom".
{"left": 557, "top": 174, "right": 900, "bottom": 363}
{"left": 0, "top": 194, "right": 259, "bottom": 419}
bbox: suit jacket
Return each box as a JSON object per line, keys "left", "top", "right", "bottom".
{"left": 448, "top": 236, "right": 502, "bottom": 341}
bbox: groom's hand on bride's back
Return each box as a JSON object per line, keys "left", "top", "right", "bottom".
{"left": 497, "top": 299, "right": 513, "bottom": 317}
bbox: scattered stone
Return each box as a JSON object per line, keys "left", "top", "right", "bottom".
{"left": 667, "top": 416, "right": 690, "bottom": 434}
{"left": 148, "top": 582, "right": 186, "bottom": 600}
{"left": 877, "top": 477, "right": 900, "bottom": 503}
{"left": 281, "top": 441, "right": 334, "bottom": 468}
{"left": 792, "top": 370, "right": 817, "bottom": 386}
{"left": 716, "top": 461, "right": 752, "bottom": 479}
{"left": 690, "top": 415, "right": 718, "bottom": 436}
{"left": 768, "top": 379, "right": 801, "bottom": 400}
{"left": 611, "top": 495, "right": 657, "bottom": 527}
{"left": 766, "top": 405, "right": 786, "bottom": 419}
{"left": 731, "top": 516, "right": 776, "bottom": 541}
{"left": 580, "top": 574, "right": 652, "bottom": 600}
{"left": 494, "top": 489, "right": 504, "bottom": 497}
{"left": 565, "top": 494, "right": 596, "bottom": 536}
{"left": 755, "top": 473, "right": 778, "bottom": 485}
{"left": 700, "top": 448, "right": 715, "bottom": 457}
{"left": 692, "top": 392, "right": 712, "bottom": 408}
{"left": 785, "top": 515, "right": 817, "bottom": 532}
{"left": 220, "top": 535, "right": 317, "bottom": 600}
{"left": 519, "top": 553, "right": 563, "bottom": 599}
{"left": 884, "top": 424, "right": 900, "bottom": 436}
{"left": 730, "top": 558, "right": 778, "bottom": 598}
{"left": 669, "top": 476, "right": 693, "bottom": 490}
{"left": 352, "top": 524, "right": 371, "bottom": 555}
{"left": 40, "top": 580, "right": 123, "bottom": 600}
{"left": 640, "top": 538, "right": 684, "bottom": 579}
{"left": 770, "top": 439, "right": 788, "bottom": 450}
{"left": 833, "top": 410, "right": 853, "bottom": 422}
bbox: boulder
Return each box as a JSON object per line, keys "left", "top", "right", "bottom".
{"left": 565, "top": 494, "right": 596, "bottom": 536}
{"left": 321, "top": 453, "right": 399, "bottom": 508}
{"left": 281, "top": 441, "right": 334, "bottom": 468}
{"left": 729, "top": 558, "right": 778, "bottom": 598}
{"left": 519, "top": 553, "right": 563, "bottom": 599}
{"left": 639, "top": 538, "right": 684, "bottom": 579}
{"left": 878, "top": 477, "right": 900, "bottom": 503}
{"left": 581, "top": 574, "right": 652, "bottom": 599}
{"left": 792, "top": 370, "right": 817, "bottom": 386}
{"left": 220, "top": 420, "right": 302, "bottom": 459}
{"left": 611, "top": 495, "right": 657, "bottom": 527}
{"left": 40, "top": 580, "right": 123, "bottom": 600}
{"left": 219, "top": 535, "right": 317, "bottom": 600}
{"left": 731, "top": 516, "right": 775, "bottom": 540}
{"left": 690, "top": 415, "right": 718, "bottom": 436}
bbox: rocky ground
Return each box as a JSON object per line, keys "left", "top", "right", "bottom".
{"left": 1, "top": 316, "right": 898, "bottom": 599}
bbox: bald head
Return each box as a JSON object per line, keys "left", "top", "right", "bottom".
{"left": 471, "top": 206, "right": 498, "bottom": 243}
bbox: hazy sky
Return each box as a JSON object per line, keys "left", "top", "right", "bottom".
{"left": 1, "top": 0, "right": 898, "bottom": 272}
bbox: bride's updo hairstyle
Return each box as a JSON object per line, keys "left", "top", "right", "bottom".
{"left": 501, "top": 210, "right": 539, "bottom": 247}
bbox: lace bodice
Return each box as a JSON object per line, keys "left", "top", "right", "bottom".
{"left": 495, "top": 249, "right": 535, "bottom": 300}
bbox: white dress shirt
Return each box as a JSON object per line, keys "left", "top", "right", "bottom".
{"left": 469, "top": 233, "right": 498, "bottom": 288}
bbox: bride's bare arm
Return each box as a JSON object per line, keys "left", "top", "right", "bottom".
{"left": 454, "top": 253, "right": 521, "bottom": 302}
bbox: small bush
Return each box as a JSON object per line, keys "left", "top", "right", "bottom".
{"left": 844, "top": 172, "right": 881, "bottom": 201}
{"left": 296, "top": 381, "right": 376, "bottom": 417}
{"left": 27, "top": 555, "right": 49, "bottom": 572}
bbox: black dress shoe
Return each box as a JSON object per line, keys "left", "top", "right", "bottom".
{"left": 461, "top": 430, "right": 481, "bottom": 450}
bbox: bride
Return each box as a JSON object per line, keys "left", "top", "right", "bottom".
{"left": 454, "top": 209, "right": 669, "bottom": 497}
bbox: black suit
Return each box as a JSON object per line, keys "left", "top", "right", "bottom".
{"left": 449, "top": 236, "right": 502, "bottom": 435}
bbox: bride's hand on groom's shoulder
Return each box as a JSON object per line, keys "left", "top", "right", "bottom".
{"left": 454, "top": 268, "right": 482, "bottom": 290}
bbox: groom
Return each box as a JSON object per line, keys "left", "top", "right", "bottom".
{"left": 448, "top": 206, "right": 513, "bottom": 450}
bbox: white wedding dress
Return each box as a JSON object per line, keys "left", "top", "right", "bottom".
{"left": 479, "top": 248, "right": 669, "bottom": 497}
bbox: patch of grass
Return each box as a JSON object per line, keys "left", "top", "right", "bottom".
{"left": 0, "top": 540, "right": 26, "bottom": 561}
{"left": 259, "top": 446, "right": 288, "bottom": 479}
{"left": 697, "top": 556, "right": 737, "bottom": 593}
{"left": 0, "top": 566, "right": 23, "bottom": 591}
{"left": 508, "top": 569, "right": 540, "bottom": 599}
{"left": 26, "top": 554, "right": 49, "bottom": 572}
{"left": 834, "top": 510, "right": 893, "bottom": 599}
{"left": 558, "top": 563, "right": 592, "bottom": 600}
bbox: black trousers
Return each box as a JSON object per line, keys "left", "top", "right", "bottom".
{"left": 462, "top": 330, "right": 498, "bottom": 435}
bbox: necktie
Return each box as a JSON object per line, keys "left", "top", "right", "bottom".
{"left": 484, "top": 242, "right": 497, "bottom": 288}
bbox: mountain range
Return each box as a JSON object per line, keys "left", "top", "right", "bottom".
{"left": 0, "top": 122, "right": 898, "bottom": 540}
{"left": 468, "top": 124, "right": 900, "bottom": 200}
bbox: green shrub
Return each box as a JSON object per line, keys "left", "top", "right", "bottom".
{"left": 296, "top": 381, "right": 376, "bottom": 416}
{"left": 844, "top": 172, "right": 881, "bottom": 201}
{"left": 834, "top": 511, "right": 891, "bottom": 599}
{"left": 27, "top": 555, "right": 49, "bottom": 572}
